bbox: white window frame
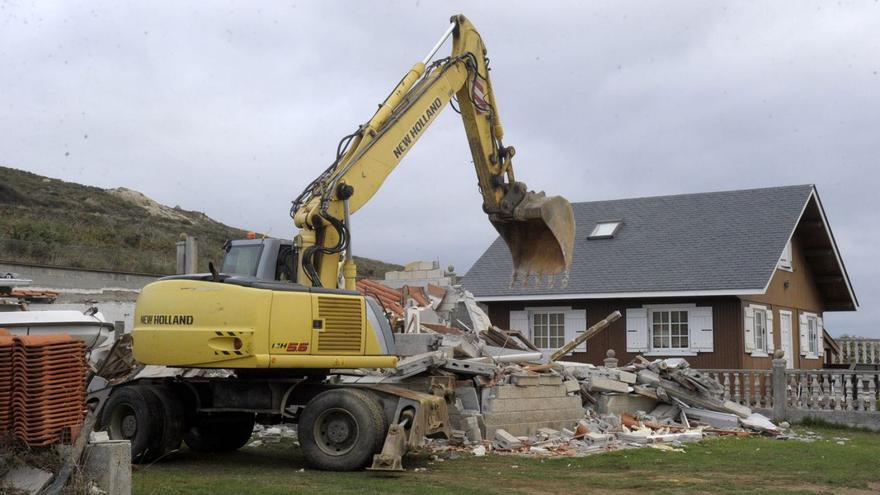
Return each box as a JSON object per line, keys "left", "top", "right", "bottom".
{"left": 745, "top": 304, "right": 772, "bottom": 357}
{"left": 806, "top": 314, "right": 819, "bottom": 358}
{"left": 644, "top": 304, "right": 697, "bottom": 356}
{"left": 778, "top": 240, "right": 793, "bottom": 271}
{"left": 530, "top": 310, "right": 566, "bottom": 351}
{"left": 754, "top": 308, "right": 769, "bottom": 354}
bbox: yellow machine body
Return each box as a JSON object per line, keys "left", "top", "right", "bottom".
{"left": 132, "top": 279, "right": 398, "bottom": 369}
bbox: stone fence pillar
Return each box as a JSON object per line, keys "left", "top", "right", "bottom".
{"left": 772, "top": 349, "right": 788, "bottom": 421}
{"left": 604, "top": 349, "right": 618, "bottom": 369}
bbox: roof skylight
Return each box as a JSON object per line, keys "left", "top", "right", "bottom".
{"left": 588, "top": 221, "right": 622, "bottom": 239}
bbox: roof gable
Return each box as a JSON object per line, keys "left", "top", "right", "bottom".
{"left": 463, "top": 185, "right": 823, "bottom": 300}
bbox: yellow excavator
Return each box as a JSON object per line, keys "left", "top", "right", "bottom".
{"left": 106, "top": 15, "right": 574, "bottom": 471}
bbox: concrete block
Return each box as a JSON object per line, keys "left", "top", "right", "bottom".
{"left": 539, "top": 374, "right": 563, "bottom": 386}
{"left": 483, "top": 396, "right": 583, "bottom": 413}
{"left": 83, "top": 440, "right": 132, "bottom": 495}
{"left": 563, "top": 379, "right": 581, "bottom": 394}
{"left": 537, "top": 427, "right": 560, "bottom": 439}
{"left": 509, "top": 373, "right": 541, "bottom": 387}
{"left": 393, "top": 333, "right": 442, "bottom": 356}
{"left": 3, "top": 466, "right": 53, "bottom": 494}
{"left": 464, "top": 415, "right": 483, "bottom": 443}
{"left": 492, "top": 428, "right": 522, "bottom": 449}
{"left": 455, "top": 386, "right": 480, "bottom": 412}
{"left": 615, "top": 370, "right": 638, "bottom": 384}
{"left": 596, "top": 393, "right": 659, "bottom": 415}
{"left": 484, "top": 407, "right": 585, "bottom": 426}
{"left": 490, "top": 384, "right": 567, "bottom": 400}
{"left": 585, "top": 432, "right": 613, "bottom": 445}
{"left": 586, "top": 377, "right": 629, "bottom": 393}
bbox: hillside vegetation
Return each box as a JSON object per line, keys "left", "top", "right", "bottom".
{"left": 0, "top": 166, "right": 401, "bottom": 278}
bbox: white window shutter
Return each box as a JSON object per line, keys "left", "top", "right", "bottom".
{"left": 563, "top": 309, "right": 587, "bottom": 354}
{"left": 766, "top": 310, "right": 775, "bottom": 353}
{"left": 626, "top": 308, "right": 648, "bottom": 352}
{"left": 817, "top": 316, "right": 825, "bottom": 357}
{"left": 799, "top": 313, "right": 809, "bottom": 356}
{"left": 690, "top": 306, "right": 714, "bottom": 352}
{"left": 509, "top": 310, "right": 529, "bottom": 334}
{"left": 743, "top": 306, "right": 755, "bottom": 353}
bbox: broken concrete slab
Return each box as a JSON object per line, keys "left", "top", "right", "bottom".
{"left": 682, "top": 406, "right": 740, "bottom": 429}
{"left": 441, "top": 359, "right": 497, "bottom": 376}
{"left": 596, "top": 393, "right": 658, "bottom": 415}
{"left": 585, "top": 376, "right": 629, "bottom": 394}
{"left": 2, "top": 466, "right": 53, "bottom": 495}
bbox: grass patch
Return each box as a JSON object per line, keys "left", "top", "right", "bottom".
{"left": 133, "top": 426, "right": 880, "bottom": 495}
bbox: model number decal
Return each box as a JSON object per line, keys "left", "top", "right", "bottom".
{"left": 271, "top": 342, "right": 309, "bottom": 352}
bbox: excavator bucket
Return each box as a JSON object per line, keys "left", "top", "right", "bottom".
{"left": 492, "top": 191, "right": 575, "bottom": 282}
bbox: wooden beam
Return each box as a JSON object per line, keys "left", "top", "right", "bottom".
{"left": 550, "top": 310, "right": 622, "bottom": 362}
{"left": 825, "top": 300, "right": 854, "bottom": 311}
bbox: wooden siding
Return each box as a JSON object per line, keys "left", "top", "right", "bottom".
{"left": 486, "top": 296, "right": 746, "bottom": 369}
{"left": 742, "top": 232, "right": 825, "bottom": 370}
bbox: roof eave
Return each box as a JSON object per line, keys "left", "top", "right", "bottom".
{"left": 474, "top": 287, "right": 767, "bottom": 302}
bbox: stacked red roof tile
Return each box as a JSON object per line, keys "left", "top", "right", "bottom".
{"left": 356, "top": 279, "right": 406, "bottom": 317}
{"left": 0, "top": 329, "right": 12, "bottom": 435}
{"left": 10, "top": 334, "right": 87, "bottom": 446}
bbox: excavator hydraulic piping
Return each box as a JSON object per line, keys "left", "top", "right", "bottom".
{"left": 422, "top": 22, "right": 456, "bottom": 65}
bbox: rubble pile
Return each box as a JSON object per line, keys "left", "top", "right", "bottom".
{"left": 349, "top": 298, "right": 781, "bottom": 461}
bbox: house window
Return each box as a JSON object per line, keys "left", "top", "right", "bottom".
{"left": 588, "top": 221, "right": 622, "bottom": 239}
{"left": 806, "top": 315, "right": 819, "bottom": 355}
{"left": 754, "top": 309, "right": 768, "bottom": 352}
{"left": 778, "top": 240, "right": 793, "bottom": 270}
{"left": 650, "top": 310, "right": 689, "bottom": 350}
{"left": 532, "top": 312, "right": 565, "bottom": 350}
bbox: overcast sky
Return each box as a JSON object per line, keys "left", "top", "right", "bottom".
{"left": 1, "top": 1, "right": 878, "bottom": 337}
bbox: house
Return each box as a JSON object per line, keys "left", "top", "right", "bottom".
{"left": 462, "top": 185, "right": 857, "bottom": 370}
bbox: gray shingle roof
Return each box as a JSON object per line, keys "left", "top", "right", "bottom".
{"left": 462, "top": 185, "right": 815, "bottom": 298}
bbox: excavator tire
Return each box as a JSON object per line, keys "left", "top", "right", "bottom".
{"left": 298, "top": 389, "right": 387, "bottom": 471}
{"left": 101, "top": 385, "right": 167, "bottom": 463}
{"left": 184, "top": 413, "right": 256, "bottom": 453}
{"left": 147, "top": 385, "right": 186, "bottom": 455}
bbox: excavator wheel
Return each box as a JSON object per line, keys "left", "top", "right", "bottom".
{"left": 102, "top": 385, "right": 169, "bottom": 463}
{"left": 184, "top": 413, "right": 256, "bottom": 453}
{"left": 298, "top": 389, "right": 388, "bottom": 471}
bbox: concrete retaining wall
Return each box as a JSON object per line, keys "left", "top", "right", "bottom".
{"left": 0, "top": 262, "right": 159, "bottom": 291}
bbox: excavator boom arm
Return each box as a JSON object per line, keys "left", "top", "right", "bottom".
{"left": 292, "top": 15, "right": 574, "bottom": 289}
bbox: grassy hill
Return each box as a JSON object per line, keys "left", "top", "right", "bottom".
{"left": 0, "top": 166, "right": 402, "bottom": 278}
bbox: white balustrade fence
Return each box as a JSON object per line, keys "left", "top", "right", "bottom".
{"left": 833, "top": 338, "right": 880, "bottom": 366}
{"left": 701, "top": 368, "right": 879, "bottom": 413}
